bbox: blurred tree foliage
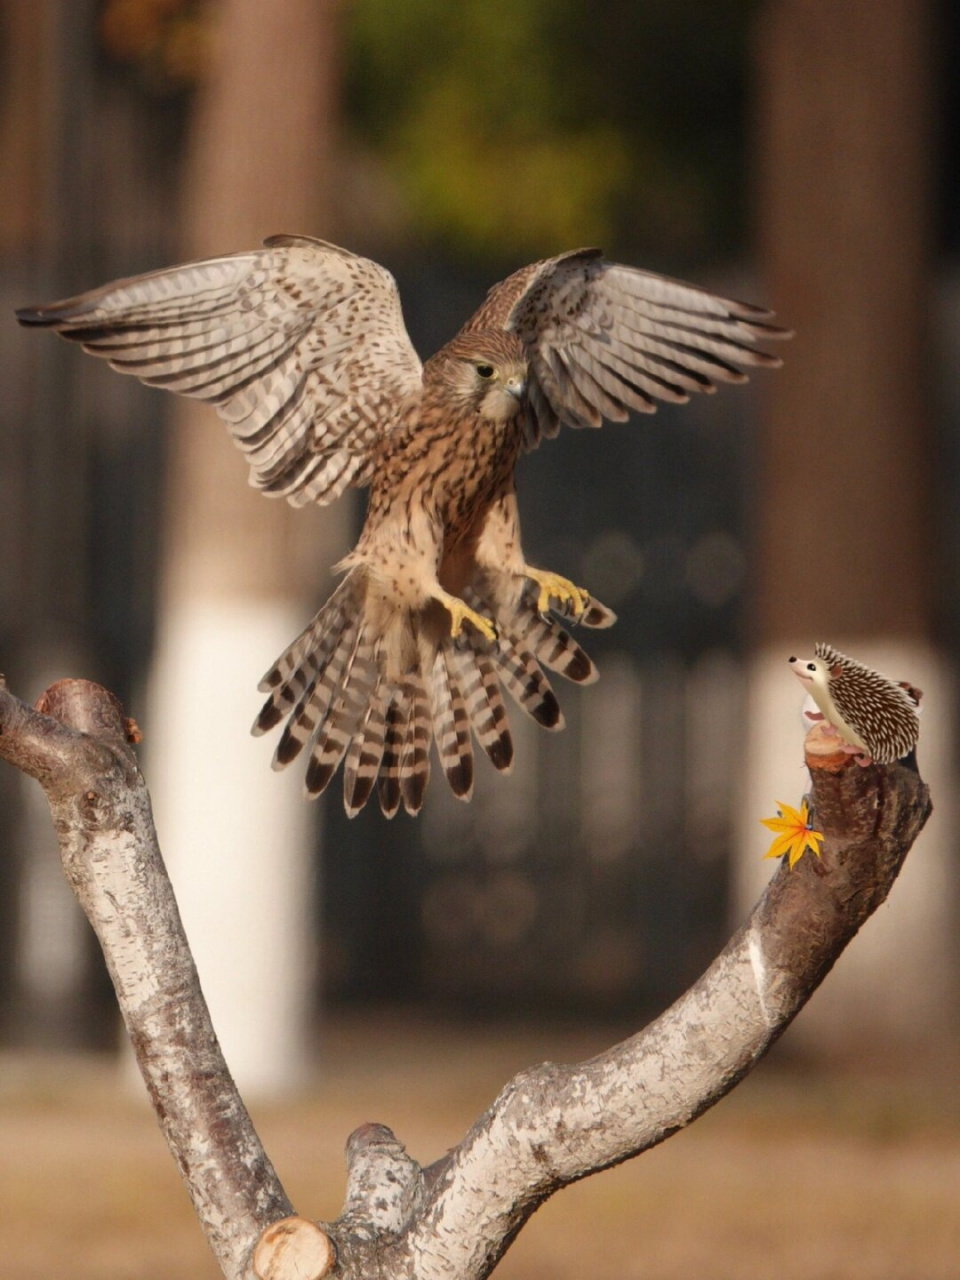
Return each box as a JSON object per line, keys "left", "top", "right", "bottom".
{"left": 345, "top": 0, "right": 762, "bottom": 264}
{"left": 100, "top": 0, "right": 211, "bottom": 91}
{"left": 98, "top": 0, "right": 761, "bottom": 265}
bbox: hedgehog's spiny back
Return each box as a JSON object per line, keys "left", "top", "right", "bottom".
{"left": 813, "top": 642, "right": 920, "bottom": 764}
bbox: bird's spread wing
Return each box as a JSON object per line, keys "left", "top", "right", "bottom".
{"left": 465, "top": 248, "right": 791, "bottom": 446}
{"left": 16, "top": 234, "right": 424, "bottom": 506}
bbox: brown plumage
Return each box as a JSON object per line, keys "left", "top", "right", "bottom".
{"left": 17, "top": 235, "right": 790, "bottom": 814}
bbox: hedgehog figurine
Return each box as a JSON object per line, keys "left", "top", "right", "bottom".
{"left": 789, "top": 643, "right": 921, "bottom": 766}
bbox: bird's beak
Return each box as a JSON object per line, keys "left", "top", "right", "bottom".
{"left": 505, "top": 375, "right": 526, "bottom": 400}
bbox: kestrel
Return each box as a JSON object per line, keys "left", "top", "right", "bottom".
{"left": 17, "top": 235, "right": 789, "bottom": 816}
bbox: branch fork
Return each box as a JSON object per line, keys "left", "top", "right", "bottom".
{"left": 0, "top": 679, "right": 931, "bottom": 1280}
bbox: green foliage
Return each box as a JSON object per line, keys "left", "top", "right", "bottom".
{"left": 345, "top": 0, "right": 761, "bottom": 264}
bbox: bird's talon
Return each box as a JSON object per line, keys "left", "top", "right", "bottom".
{"left": 473, "top": 615, "right": 498, "bottom": 644}
{"left": 445, "top": 597, "right": 497, "bottom": 644}
{"left": 527, "top": 569, "right": 589, "bottom": 620}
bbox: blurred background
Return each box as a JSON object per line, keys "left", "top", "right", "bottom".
{"left": 1, "top": 1, "right": 959, "bottom": 1277}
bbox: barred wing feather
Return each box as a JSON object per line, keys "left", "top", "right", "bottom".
{"left": 465, "top": 248, "right": 791, "bottom": 444}
{"left": 15, "top": 234, "right": 424, "bottom": 507}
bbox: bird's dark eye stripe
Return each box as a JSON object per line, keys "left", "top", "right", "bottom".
{"left": 476, "top": 363, "right": 495, "bottom": 378}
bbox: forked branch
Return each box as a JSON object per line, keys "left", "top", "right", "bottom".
{"left": 0, "top": 679, "right": 931, "bottom": 1280}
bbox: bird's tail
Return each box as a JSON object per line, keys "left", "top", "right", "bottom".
{"left": 253, "top": 572, "right": 615, "bottom": 817}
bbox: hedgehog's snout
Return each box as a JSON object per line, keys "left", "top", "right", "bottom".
{"left": 789, "top": 655, "right": 816, "bottom": 683}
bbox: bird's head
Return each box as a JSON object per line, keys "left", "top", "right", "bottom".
{"left": 431, "top": 330, "right": 528, "bottom": 422}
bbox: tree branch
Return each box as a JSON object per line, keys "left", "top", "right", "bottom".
{"left": 0, "top": 677, "right": 295, "bottom": 1279}
{"left": 331, "top": 723, "right": 931, "bottom": 1280}
{"left": 0, "top": 681, "right": 931, "bottom": 1280}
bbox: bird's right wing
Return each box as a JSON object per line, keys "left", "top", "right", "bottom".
{"left": 465, "top": 248, "right": 790, "bottom": 448}
{"left": 16, "top": 234, "right": 424, "bottom": 507}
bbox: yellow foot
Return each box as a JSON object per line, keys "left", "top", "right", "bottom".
{"left": 525, "top": 568, "right": 589, "bottom": 619}
{"left": 437, "top": 591, "right": 498, "bottom": 643}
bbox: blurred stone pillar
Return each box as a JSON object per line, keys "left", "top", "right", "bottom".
{"left": 737, "top": 0, "right": 956, "bottom": 1050}
{"left": 146, "top": 0, "right": 349, "bottom": 1094}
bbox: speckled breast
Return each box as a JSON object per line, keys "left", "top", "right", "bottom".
{"left": 436, "top": 412, "right": 526, "bottom": 545}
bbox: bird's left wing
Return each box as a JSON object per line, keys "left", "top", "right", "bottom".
{"left": 16, "top": 234, "right": 424, "bottom": 506}
{"left": 467, "top": 248, "right": 791, "bottom": 446}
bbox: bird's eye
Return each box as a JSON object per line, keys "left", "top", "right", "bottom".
{"left": 476, "top": 363, "right": 495, "bottom": 379}
{"left": 807, "top": 663, "right": 816, "bottom": 672}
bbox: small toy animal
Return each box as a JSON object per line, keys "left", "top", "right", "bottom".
{"left": 789, "top": 643, "right": 920, "bottom": 765}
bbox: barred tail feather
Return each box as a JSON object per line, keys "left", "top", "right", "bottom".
{"left": 378, "top": 696, "right": 408, "bottom": 819}
{"left": 399, "top": 674, "right": 432, "bottom": 816}
{"left": 343, "top": 682, "right": 388, "bottom": 817}
{"left": 303, "top": 637, "right": 380, "bottom": 797}
{"left": 495, "top": 625, "right": 563, "bottom": 730}
{"left": 449, "top": 642, "right": 514, "bottom": 771}
{"left": 439, "top": 583, "right": 616, "bottom": 773}
{"left": 252, "top": 567, "right": 616, "bottom": 814}
{"left": 511, "top": 603, "right": 601, "bottom": 684}
{"left": 581, "top": 597, "right": 617, "bottom": 629}
{"left": 253, "top": 573, "right": 362, "bottom": 733}
{"left": 429, "top": 648, "right": 474, "bottom": 800}
{"left": 271, "top": 616, "right": 360, "bottom": 769}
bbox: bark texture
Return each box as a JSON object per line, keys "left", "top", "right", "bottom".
{"left": 0, "top": 677, "right": 293, "bottom": 1278}
{"left": 0, "top": 681, "right": 931, "bottom": 1280}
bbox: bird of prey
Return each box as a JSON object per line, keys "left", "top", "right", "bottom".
{"left": 18, "top": 235, "right": 789, "bottom": 816}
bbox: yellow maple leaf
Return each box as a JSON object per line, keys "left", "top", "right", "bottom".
{"left": 760, "top": 798, "right": 824, "bottom": 869}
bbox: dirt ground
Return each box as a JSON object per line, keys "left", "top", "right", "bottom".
{"left": 2, "top": 1013, "right": 959, "bottom": 1280}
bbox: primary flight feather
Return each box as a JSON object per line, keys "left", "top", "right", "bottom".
{"left": 17, "top": 234, "right": 790, "bottom": 816}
